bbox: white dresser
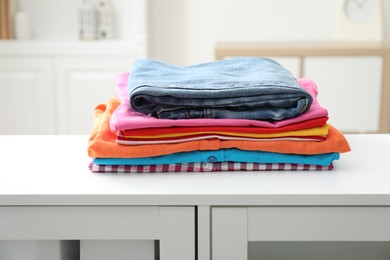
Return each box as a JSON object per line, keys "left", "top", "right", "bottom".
{"left": 0, "top": 134, "right": 390, "bottom": 260}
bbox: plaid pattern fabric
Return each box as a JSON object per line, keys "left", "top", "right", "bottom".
{"left": 89, "top": 162, "right": 333, "bottom": 173}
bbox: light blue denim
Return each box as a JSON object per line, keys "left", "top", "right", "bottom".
{"left": 94, "top": 149, "right": 339, "bottom": 166}
{"left": 128, "top": 57, "right": 313, "bottom": 121}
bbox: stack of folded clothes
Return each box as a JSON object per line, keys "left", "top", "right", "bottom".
{"left": 88, "top": 58, "right": 350, "bottom": 173}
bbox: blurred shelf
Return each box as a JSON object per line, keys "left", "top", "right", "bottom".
{"left": 0, "top": 40, "right": 137, "bottom": 56}
{"left": 215, "top": 41, "right": 390, "bottom": 59}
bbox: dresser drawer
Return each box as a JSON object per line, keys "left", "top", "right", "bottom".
{"left": 212, "top": 207, "right": 390, "bottom": 260}
{"left": 0, "top": 206, "right": 160, "bottom": 240}
{"left": 248, "top": 207, "right": 390, "bottom": 241}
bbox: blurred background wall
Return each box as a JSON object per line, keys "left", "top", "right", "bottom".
{"left": 148, "top": 0, "right": 390, "bottom": 65}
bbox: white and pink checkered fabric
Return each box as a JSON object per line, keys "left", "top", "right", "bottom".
{"left": 89, "top": 162, "right": 333, "bottom": 173}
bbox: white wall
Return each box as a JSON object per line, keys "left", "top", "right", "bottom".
{"left": 148, "top": 0, "right": 389, "bottom": 66}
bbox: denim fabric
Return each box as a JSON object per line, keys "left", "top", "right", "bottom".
{"left": 93, "top": 149, "right": 339, "bottom": 166}
{"left": 111, "top": 74, "right": 328, "bottom": 132}
{"left": 128, "top": 57, "right": 313, "bottom": 120}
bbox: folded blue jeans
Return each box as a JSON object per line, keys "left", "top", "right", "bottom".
{"left": 128, "top": 57, "right": 313, "bottom": 121}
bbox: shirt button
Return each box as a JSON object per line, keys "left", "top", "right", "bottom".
{"left": 202, "top": 162, "right": 212, "bottom": 171}
{"left": 208, "top": 156, "right": 217, "bottom": 162}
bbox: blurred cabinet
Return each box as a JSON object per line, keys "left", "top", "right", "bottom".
{"left": 55, "top": 57, "right": 132, "bottom": 134}
{"left": 304, "top": 56, "right": 382, "bottom": 133}
{"left": 0, "top": 0, "right": 148, "bottom": 135}
{"left": 0, "top": 57, "right": 55, "bottom": 134}
{"left": 0, "top": 42, "right": 135, "bottom": 134}
{"left": 216, "top": 42, "right": 390, "bottom": 133}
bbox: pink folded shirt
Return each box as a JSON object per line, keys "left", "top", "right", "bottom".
{"left": 110, "top": 73, "right": 328, "bottom": 132}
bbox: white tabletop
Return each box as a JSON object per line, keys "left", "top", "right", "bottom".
{"left": 0, "top": 135, "right": 389, "bottom": 206}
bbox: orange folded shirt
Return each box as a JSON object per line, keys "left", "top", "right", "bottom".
{"left": 88, "top": 98, "right": 351, "bottom": 158}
